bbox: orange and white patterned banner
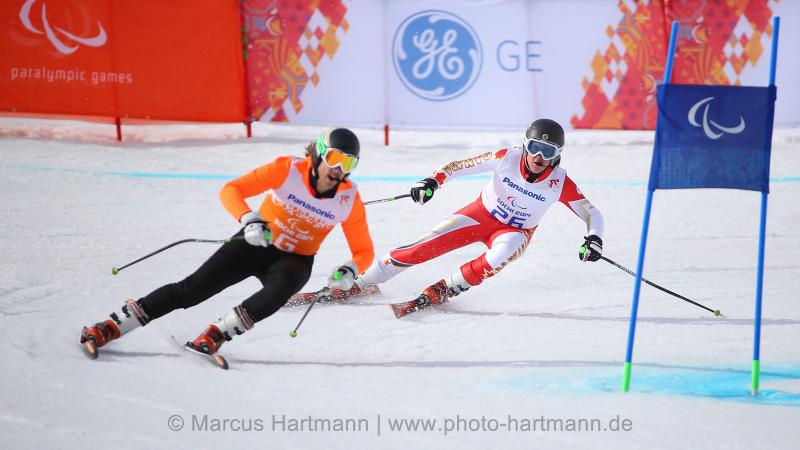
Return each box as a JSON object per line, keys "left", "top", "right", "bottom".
{"left": 572, "top": 0, "right": 781, "bottom": 130}
{"left": 240, "top": 0, "right": 350, "bottom": 122}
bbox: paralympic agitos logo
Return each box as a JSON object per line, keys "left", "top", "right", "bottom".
{"left": 19, "top": 0, "right": 108, "bottom": 55}
{"left": 687, "top": 96, "right": 746, "bottom": 140}
{"left": 507, "top": 196, "right": 528, "bottom": 210}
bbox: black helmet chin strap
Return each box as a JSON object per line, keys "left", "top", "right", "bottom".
{"left": 309, "top": 159, "right": 345, "bottom": 199}
{"left": 309, "top": 158, "right": 321, "bottom": 190}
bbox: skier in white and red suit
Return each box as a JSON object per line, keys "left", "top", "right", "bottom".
{"left": 330, "top": 119, "right": 605, "bottom": 317}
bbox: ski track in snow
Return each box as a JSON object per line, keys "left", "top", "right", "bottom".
{"left": 1, "top": 118, "right": 799, "bottom": 449}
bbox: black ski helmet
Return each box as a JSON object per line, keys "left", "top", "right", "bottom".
{"left": 525, "top": 118, "right": 564, "bottom": 169}
{"left": 308, "top": 127, "right": 360, "bottom": 197}
{"left": 313, "top": 127, "right": 360, "bottom": 167}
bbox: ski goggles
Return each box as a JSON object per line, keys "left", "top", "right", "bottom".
{"left": 316, "top": 136, "right": 359, "bottom": 173}
{"left": 523, "top": 137, "right": 562, "bottom": 160}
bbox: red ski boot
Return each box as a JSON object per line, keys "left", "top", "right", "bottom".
{"left": 187, "top": 324, "right": 227, "bottom": 355}
{"left": 80, "top": 298, "right": 150, "bottom": 359}
{"left": 80, "top": 320, "right": 121, "bottom": 358}
{"left": 390, "top": 279, "right": 455, "bottom": 319}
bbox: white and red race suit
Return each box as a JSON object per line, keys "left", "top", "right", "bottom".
{"left": 358, "top": 146, "right": 604, "bottom": 291}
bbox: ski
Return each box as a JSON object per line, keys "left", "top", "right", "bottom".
{"left": 170, "top": 335, "right": 229, "bottom": 370}
{"left": 389, "top": 295, "right": 432, "bottom": 319}
{"left": 285, "top": 284, "right": 382, "bottom": 307}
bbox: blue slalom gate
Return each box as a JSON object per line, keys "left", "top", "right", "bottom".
{"left": 622, "top": 17, "right": 781, "bottom": 395}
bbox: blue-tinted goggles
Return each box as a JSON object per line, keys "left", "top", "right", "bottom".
{"left": 523, "top": 138, "right": 562, "bottom": 160}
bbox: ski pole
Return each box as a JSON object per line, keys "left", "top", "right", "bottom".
{"left": 599, "top": 255, "right": 722, "bottom": 316}
{"left": 289, "top": 287, "right": 335, "bottom": 338}
{"left": 363, "top": 193, "right": 412, "bottom": 206}
{"left": 111, "top": 237, "right": 244, "bottom": 275}
{"left": 363, "top": 188, "right": 433, "bottom": 206}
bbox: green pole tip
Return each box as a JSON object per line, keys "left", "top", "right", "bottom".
{"left": 622, "top": 362, "right": 632, "bottom": 392}
{"left": 751, "top": 360, "right": 760, "bottom": 395}
{"left": 111, "top": 268, "right": 119, "bottom": 276}
{"left": 289, "top": 330, "right": 297, "bottom": 338}
{"left": 714, "top": 310, "right": 722, "bottom": 317}
{"left": 425, "top": 188, "right": 433, "bottom": 196}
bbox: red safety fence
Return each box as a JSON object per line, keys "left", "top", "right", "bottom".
{"left": 0, "top": 0, "right": 246, "bottom": 127}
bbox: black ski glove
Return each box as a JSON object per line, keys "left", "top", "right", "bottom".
{"left": 410, "top": 177, "right": 439, "bottom": 205}
{"left": 579, "top": 235, "right": 602, "bottom": 262}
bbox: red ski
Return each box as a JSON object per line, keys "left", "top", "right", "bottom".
{"left": 285, "top": 284, "right": 382, "bottom": 307}
{"left": 389, "top": 295, "right": 432, "bottom": 319}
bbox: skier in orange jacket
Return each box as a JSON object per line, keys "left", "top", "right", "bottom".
{"left": 80, "top": 128, "right": 374, "bottom": 357}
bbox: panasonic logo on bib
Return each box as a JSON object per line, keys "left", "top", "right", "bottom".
{"left": 502, "top": 177, "right": 545, "bottom": 201}
{"left": 287, "top": 194, "right": 335, "bottom": 219}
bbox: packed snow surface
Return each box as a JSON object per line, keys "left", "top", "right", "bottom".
{"left": 1, "top": 118, "right": 799, "bottom": 449}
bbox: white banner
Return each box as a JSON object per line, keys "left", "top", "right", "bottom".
{"left": 282, "top": 0, "right": 800, "bottom": 129}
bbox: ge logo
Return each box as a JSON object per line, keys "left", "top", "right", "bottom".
{"left": 393, "top": 10, "right": 482, "bottom": 101}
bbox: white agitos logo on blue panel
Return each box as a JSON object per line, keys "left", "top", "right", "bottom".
{"left": 688, "top": 96, "right": 746, "bottom": 140}
{"left": 393, "top": 10, "right": 482, "bottom": 101}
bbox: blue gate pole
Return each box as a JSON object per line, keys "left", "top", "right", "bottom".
{"left": 623, "top": 21, "right": 679, "bottom": 392}
{"left": 752, "top": 193, "right": 768, "bottom": 395}
{"left": 622, "top": 190, "right": 654, "bottom": 392}
{"left": 752, "top": 15, "right": 780, "bottom": 396}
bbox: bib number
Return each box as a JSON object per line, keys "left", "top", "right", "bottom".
{"left": 273, "top": 233, "right": 299, "bottom": 252}
{"left": 490, "top": 208, "right": 525, "bottom": 229}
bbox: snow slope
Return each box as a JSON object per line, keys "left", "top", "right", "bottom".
{"left": 1, "top": 118, "right": 799, "bottom": 449}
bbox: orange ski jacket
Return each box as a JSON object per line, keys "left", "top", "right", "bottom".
{"left": 219, "top": 156, "right": 375, "bottom": 272}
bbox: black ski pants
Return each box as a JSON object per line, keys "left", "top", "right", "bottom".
{"left": 138, "top": 229, "right": 314, "bottom": 323}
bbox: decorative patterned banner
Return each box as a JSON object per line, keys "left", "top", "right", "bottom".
{"left": 668, "top": 0, "right": 778, "bottom": 86}
{"left": 240, "top": 0, "right": 350, "bottom": 122}
{"left": 572, "top": 0, "right": 778, "bottom": 130}
{"left": 571, "top": 0, "right": 667, "bottom": 130}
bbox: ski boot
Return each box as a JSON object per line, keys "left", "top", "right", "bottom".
{"left": 80, "top": 298, "right": 149, "bottom": 359}
{"left": 187, "top": 305, "right": 254, "bottom": 355}
{"left": 182, "top": 324, "right": 230, "bottom": 370}
{"left": 187, "top": 324, "right": 227, "bottom": 355}
{"left": 80, "top": 320, "right": 121, "bottom": 358}
{"left": 390, "top": 279, "right": 457, "bottom": 318}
